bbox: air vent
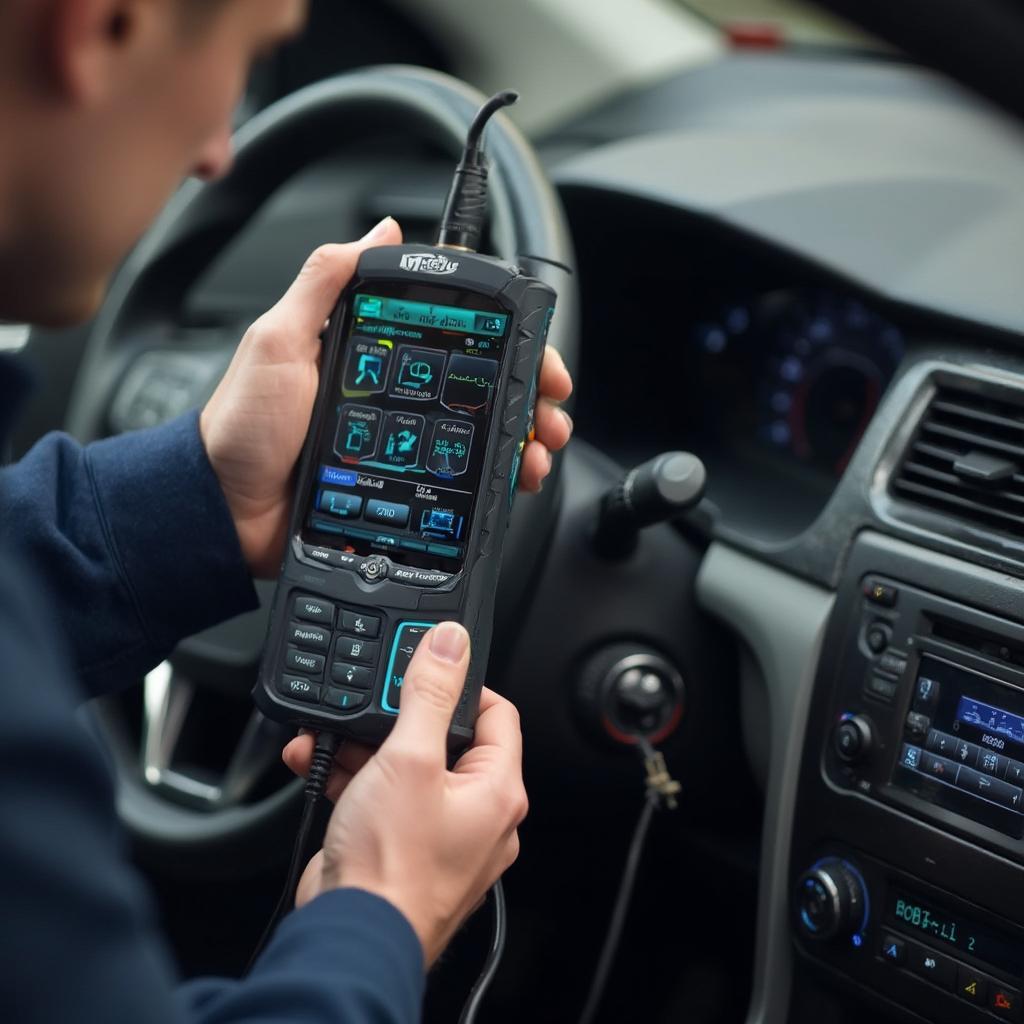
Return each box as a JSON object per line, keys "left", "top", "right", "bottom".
{"left": 892, "top": 386, "right": 1024, "bottom": 537}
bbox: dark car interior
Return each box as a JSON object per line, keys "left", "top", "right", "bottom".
{"left": 10, "top": 0, "right": 1024, "bottom": 1021}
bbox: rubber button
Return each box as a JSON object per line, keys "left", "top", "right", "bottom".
{"left": 286, "top": 647, "right": 325, "bottom": 678}
{"left": 330, "top": 662, "right": 374, "bottom": 690}
{"left": 293, "top": 595, "right": 334, "bottom": 626}
{"left": 277, "top": 675, "right": 321, "bottom": 704}
{"left": 323, "top": 686, "right": 370, "bottom": 714}
{"left": 287, "top": 622, "right": 331, "bottom": 652}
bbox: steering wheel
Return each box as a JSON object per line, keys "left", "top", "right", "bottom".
{"left": 66, "top": 66, "right": 579, "bottom": 876}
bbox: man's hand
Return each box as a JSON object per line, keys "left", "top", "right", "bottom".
{"left": 200, "top": 218, "right": 574, "bottom": 577}
{"left": 282, "top": 622, "right": 526, "bottom": 967}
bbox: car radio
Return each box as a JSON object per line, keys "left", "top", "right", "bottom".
{"left": 895, "top": 655, "right": 1024, "bottom": 837}
{"left": 789, "top": 533, "right": 1024, "bottom": 1024}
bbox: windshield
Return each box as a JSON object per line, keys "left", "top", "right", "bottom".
{"left": 680, "top": 0, "right": 889, "bottom": 52}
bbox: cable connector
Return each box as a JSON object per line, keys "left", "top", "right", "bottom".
{"left": 436, "top": 90, "right": 519, "bottom": 252}
{"left": 638, "top": 737, "right": 681, "bottom": 810}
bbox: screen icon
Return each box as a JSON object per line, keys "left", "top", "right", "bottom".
{"left": 342, "top": 336, "right": 392, "bottom": 396}
{"left": 420, "top": 507, "right": 464, "bottom": 540}
{"left": 426, "top": 419, "right": 475, "bottom": 478}
{"left": 441, "top": 353, "right": 498, "bottom": 415}
{"left": 356, "top": 295, "right": 383, "bottom": 319}
{"left": 380, "top": 411, "right": 425, "bottom": 469}
{"left": 390, "top": 346, "right": 447, "bottom": 401}
{"left": 334, "top": 405, "right": 381, "bottom": 463}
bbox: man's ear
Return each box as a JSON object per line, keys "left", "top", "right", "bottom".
{"left": 42, "top": 0, "right": 156, "bottom": 103}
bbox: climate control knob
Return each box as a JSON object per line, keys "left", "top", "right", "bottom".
{"left": 832, "top": 714, "right": 873, "bottom": 764}
{"left": 796, "top": 859, "right": 866, "bottom": 941}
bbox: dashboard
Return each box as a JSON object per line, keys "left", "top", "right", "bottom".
{"left": 54, "top": 37, "right": 1024, "bottom": 1024}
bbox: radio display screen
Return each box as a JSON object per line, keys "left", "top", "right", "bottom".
{"left": 894, "top": 655, "right": 1024, "bottom": 836}
{"left": 301, "top": 283, "right": 511, "bottom": 574}
{"left": 888, "top": 888, "right": 1023, "bottom": 976}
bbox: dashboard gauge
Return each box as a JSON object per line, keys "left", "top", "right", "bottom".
{"left": 758, "top": 291, "right": 904, "bottom": 475}
{"left": 691, "top": 289, "right": 905, "bottom": 480}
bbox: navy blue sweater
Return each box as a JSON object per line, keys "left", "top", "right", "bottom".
{"left": 0, "top": 359, "right": 424, "bottom": 1023}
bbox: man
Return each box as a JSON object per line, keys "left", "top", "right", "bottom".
{"left": 0, "top": 2, "right": 574, "bottom": 1022}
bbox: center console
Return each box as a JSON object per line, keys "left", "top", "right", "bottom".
{"left": 791, "top": 531, "right": 1024, "bottom": 1023}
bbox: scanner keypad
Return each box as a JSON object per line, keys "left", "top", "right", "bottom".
{"left": 282, "top": 595, "right": 388, "bottom": 715}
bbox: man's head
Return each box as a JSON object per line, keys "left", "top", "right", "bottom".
{"left": 0, "top": 0, "right": 306, "bottom": 326}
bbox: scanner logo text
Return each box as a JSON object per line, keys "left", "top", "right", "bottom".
{"left": 400, "top": 253, "right": 460, "bottom": 275}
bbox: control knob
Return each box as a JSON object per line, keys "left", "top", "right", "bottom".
{"left": 795, "top": 858, "right": 867, "bottom": 942}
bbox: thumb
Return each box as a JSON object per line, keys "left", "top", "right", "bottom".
{"left": 262, "top": 217, "right": 403, "bottom": 340}
{"left": 384, "top": 622, "right": 470, "bottom": 769}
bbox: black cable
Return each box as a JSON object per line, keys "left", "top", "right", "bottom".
{"left": 577, "top": 794, "right": 659, "bottom": 1024}
{"left": 458, "top": 879, "right": 508, "bottom": 1024}
{"left": 247, "top": 730, "right": 340, "bottom": 972}
{"left": 436, "top": 90, "right": 519, "bottom": 252}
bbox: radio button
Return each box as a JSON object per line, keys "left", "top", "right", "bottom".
{"left": 900, "top": 744, "right": 923, "bottom": 770}
{"left": 879, "top": 934, "right": 906, "bottom": 965}
{"left": 905, "top": 712, "right": 931, "bottom": 742}
{"left": 957, "top": 766, "right": 1024, "bottom": 810}
{"left": 915, "top": 676, "right": 940, "bottom": 709}
{"left": 879, "top": 652, "right": 908, "bottom": 677}
{"left": 978, "top": 750, "right": 1007, "bottom": 777}
{"left": 926, "top": 729, "right": 958, "bottom": 758}
{"left": 952, "top": 739, "right": 979, "bottom": 768}
{"left": 1005, "top": 759, "right": 1024, "bottom": 785}
{"left": 956, "top": 966, "right": 987, "bottom": 1005}
{"left": 920, "top": 751, "right": 960, "bottom": 785}
{"left": 864, "top": 578, "right": 898, "bottom": 606}
{"left": 866, "top": 674, "right": 898, "bottom": 702}
{"left": 294, "top": 595, "right": 335, "bottom": 626}
{"left": 990, "top": 983, "right": 1021, "bottom": 1019}
{"left": 907, "top": 942, "right": 956, "bottom": 990}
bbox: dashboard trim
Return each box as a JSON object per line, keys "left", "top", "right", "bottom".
{"left": 697, "top": 541, "right": 835, "bottom": 1024}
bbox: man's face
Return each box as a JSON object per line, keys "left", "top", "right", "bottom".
{"left": 0, "top": 0, "right": 306, "bottom": 326}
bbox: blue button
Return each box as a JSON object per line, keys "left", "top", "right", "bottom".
{"left": 366, "top": 499, "right": 410, "bottom": 528}
{"left": 320, "top": 465, "right": 358, "bottom": 487}
{"left": 318, "top": 490, "right": 363, "bottom": 519}
{"left": 373, "top": 534, "right": 399, "bottom": 548}
{"left": 428, "top": 543, "right": 461, "bottom": 559}
{"left": 381, "top": 622, "right": 433, "bottom": 714}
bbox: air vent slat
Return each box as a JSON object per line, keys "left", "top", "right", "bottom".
{"left": 901, "top": 462, "right": 1024, "bottom": 507}
{"left": 892, "top": 480, "right": 1024, "bottom": 530}
{"left": 930, "top": 399, "right": 1024, "bottom": 434}
{"left": 892, "top": 385, "right": 1024, "bottom": 544}
{"left": 921, "top": 422, "right": 1024, "bottom": 461}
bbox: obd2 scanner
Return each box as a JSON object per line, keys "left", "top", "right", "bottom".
{"left": 254, "top": 91, "right": 557, "bottom": 752}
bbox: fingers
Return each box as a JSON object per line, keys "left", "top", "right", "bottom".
{"left": 384, "top": 621, "right": 470, "bottom": 769}
{"left": 282, "top": 734, "right": 375, "bottom": 801}
{"left": 538, "top": 346, "right": 573, "bottom": 403}
{"left": 534, "top": 397, "right": 572, "bottom": 453}
{"left": 259, "top": 217, "right": 403, "bottom": 345}
{"left": 464, "top": 687, "right": 523, "bottom": 763}
{"left": 517, "top": 438, "right": 552, "bottom": 493}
